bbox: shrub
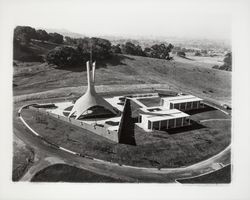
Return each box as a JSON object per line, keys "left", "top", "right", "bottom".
{"left": 177, "top": 51, "right": 186, "bottom": 57}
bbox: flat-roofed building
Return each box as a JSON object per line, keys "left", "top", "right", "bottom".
{"left": 161, "top": 95, "right": 204, "bottom": 111}
{"left": 137, "top": 107, "right": 190, "bottom": 132}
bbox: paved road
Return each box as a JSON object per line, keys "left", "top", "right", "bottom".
{"left": 14, "top": 103, "right": 231, "bottom": 183}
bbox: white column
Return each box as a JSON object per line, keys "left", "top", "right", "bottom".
{"left": 181, "top": 117, "right": 184, "bottom": 126}
{"left": 179, "top": 103, "right": 181, "bottom": 110}
{"left": 92, "top": 61, "right": 96, "bottom": 83}
{"left": 185, "top": 102, "right": 187, "bottom": 110}
{"left": 174, "top": 118, "right": 176, "bottom": 128}
{"left": 197, "top": 101, "right": 199, "bottom": 108}
{"left": 191, "top": 101, "right": 193, "bottom": 110}
{"left": 159, "top": 121, "right": 161, "bottom": 130}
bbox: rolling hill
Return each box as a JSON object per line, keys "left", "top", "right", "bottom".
{"left": 13, "top": 40, "right": 231, "bottom": 105}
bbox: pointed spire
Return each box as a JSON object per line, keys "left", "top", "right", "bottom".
{"left": 86, "top": 61, "right": 91, "bottom": 88}
{"left": 92, "top": 61, "right": 96, "bottom": 83}
{"left": 89, "top": 41, "right": 93, "bottom": 65}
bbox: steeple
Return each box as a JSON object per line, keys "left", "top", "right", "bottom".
{"left": 68, "top": 61, "right": 117, "bottom": 119}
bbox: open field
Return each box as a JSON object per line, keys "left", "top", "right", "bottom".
{"left": 21, "top": 103, "right": 231, "bottom": 168}
{"left": 31, "top": 164, "right": 125, "bottom": 182}
{"left": 175, "top": 54, "right": 224, "bottom": 68}
{"left": 12, "top": 135, "right": 35, "bottom": 181}
{"left": 176, "top": 165, "right": 231, "bottom": 183}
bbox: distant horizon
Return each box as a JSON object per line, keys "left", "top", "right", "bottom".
{"left": 35, "top": 26, "right": 231, "bottom": 43}
{"left": 9, "top": 0, "right": 231, "bottom": 44}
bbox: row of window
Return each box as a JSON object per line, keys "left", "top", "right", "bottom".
{"left": 170, "top": 101, "right": 202, "bottom": 110}
{"left": 148, "top": 117, "right": 190, "bottom": 130}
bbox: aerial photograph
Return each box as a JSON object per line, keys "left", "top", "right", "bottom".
{"left": 11, "top": 0, "right": 232, "bottom": 184}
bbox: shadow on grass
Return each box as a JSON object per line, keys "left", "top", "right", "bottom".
{"left": 185, "top": 105, "right": 216, "bottom": 115}
{"left": 178, "top": 55, "right": 195, "bottom": 61}
{"left": 166, "top": 120, "right": 206, "bottom": 135}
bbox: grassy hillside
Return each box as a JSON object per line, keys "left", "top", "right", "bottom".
{"left": 13, "top": 40, "right": 60, "bottom": 62}
{"left": 13, "top": 53, "right": 231, "bottom": 104}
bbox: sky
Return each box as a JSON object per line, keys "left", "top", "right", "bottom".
{"left": 3, "top": 0, "right": 232, "bottom": 40}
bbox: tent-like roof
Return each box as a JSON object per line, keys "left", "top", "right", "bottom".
{"left": 68, "top": 61, "right": 117, "bottom": 119}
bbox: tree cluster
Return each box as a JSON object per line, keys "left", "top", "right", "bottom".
{"left": 212, "top": 52, "right": 232, "bottom": 71}
{"left": 110, "top": 42, "right": 174, "bottom": 60}
{"left": 120, "top": 42, "right": 144, "bottom": 56}
{"left": 14, "top": 25, "right": 175, "bottom": 67}
{"left": 177, "top": 51, "right": 186, "bottom": 57}
{"left": 46, "top": 46, "right": 84, "bottom": 67}
{"left": 46, "top": 37, "right": 112, "bottom": 67}
{"left": 14, "top": 26, "right": 64, "bottom": 45}
{"left": 144, "top": 43, "right": 174, "bottom": 59}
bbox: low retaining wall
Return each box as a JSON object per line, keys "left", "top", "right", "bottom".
{"left": 29, "top": 106, "right": 119, "bottom": 142}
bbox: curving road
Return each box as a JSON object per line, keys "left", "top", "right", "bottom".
{"left": 14, "top": 103, "right": 231, "bottom": 183}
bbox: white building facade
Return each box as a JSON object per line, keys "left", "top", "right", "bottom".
{"left": 161, "top": 95, "right": 204, "bottom": 111}
{"left": 137, "top": 107, "right": 190, "bottom": 132}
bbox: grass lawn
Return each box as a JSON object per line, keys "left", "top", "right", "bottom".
{"left": 189, "top": 106, "right": 230, "bottom": 121}
{"left": 176, "top": 165, "right": 231, "bottom": 184}
{"left": 31, "top": 164, "right": 125, "bottom": 182}
{"left": 21, "top": 107, "right": 231, "bottom": 168}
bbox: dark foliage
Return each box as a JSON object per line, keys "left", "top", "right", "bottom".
{"left": 111, "top": 44, "right": 122, "bottom": 54}
{"left": 36, "top": 29, "right": 50, "bottom": 42}
{"left": 144, "top": 43, "right": 174, "bottom": 59}
{"left": 177, "top": 51, "right": 186, "bottom": 57}
{"left": 46, "top": 46, "right": 84, "bottom": 67}
{"left": 14, "top": 26, "right": 37, "bottom": 44}
{"left": 65, "top": 36, "right": 112, "bottom": 61}
{"left": 121, "top": 42, "right": 145, "bottom": 56}
{"left": 48, "top": 32, "right": 64, "bottom": 44}
{"left": 212, "top": 52, "right": 232, "bottom": 71}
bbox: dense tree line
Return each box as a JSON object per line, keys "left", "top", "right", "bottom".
{"left": 46, "top": 46, "right": 84, "bottom": 67}
{"left": 14, "top": 26, "right": 175, "bottom": 67}
{"left": 110, "top": 42, "right": 174, "bottom": 60}
{"left": 14, "top": 26, "right": 64, "bottom": 45}
{"left": 53, "top": 36, "right": 113, "bottom": 67}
